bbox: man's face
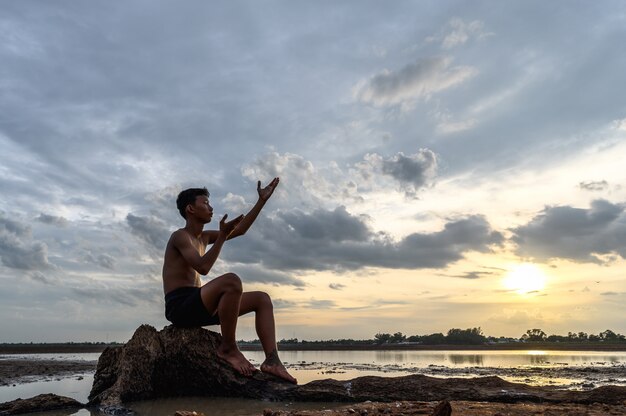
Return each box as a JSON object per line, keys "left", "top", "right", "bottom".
{"left": 192, "top": 195, "right": 213, "bottom": 223}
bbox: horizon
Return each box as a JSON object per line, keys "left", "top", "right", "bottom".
{"left": 1, "top": 1, "right": 625, "bottom": 343}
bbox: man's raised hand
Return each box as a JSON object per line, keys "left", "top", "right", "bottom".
{"left": 219, "top": 213, "right": 245, "bottom": 238}
{"left": 258, "top": 177, "right": 280, "bottom": 201}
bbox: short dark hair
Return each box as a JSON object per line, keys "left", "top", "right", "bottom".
{"left": 176, "top": 187, "right": 209, "bottom": 219}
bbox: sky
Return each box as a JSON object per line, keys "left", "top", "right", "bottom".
{"left": 1, "top": 1, "right": 625, "bottom": 342}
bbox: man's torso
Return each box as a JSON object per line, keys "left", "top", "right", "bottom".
{"left": 162, "top": 229, "right": 206, "bottom": 294}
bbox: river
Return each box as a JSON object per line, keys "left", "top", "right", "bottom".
{"left": 2, "top": 350, "right": 625, "bottom": 415}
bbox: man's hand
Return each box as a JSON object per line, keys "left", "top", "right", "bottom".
{"left": 258, "top": 177, "right": 280, "bottom": 201}
{"left": 219, "top": 214, "right": 245, "bottom": 238}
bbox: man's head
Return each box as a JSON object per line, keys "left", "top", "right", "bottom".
{"left": 176, "top": 187, "right": 210, "bottom": 219}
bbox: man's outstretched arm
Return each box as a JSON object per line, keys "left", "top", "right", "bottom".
{"left": 204, "top": 177, "right": 279, "bottom": 243}
{"left": 176, "top": 214, "right": 244, "bottom": 275}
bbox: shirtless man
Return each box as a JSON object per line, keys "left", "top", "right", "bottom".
{"left": 162, "top": 177, "right": 297, "bottom": 384}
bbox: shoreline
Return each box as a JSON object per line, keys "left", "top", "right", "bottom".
{"left": 2, "top": 342, "right": 626, "bottom": 354}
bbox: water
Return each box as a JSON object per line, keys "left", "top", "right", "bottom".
{"left": 2, "top": 350, "right": 626, "bottom": 415}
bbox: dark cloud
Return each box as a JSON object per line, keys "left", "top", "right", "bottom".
{"left": 329, "top": 283, "right": 346, "bottom": 290}
{"left": 279, "top": 206, "right": 369, "bottom": 242}
{"left": 36, "top": 213, "right": 68, "bottom": 227}
{"left": 223, "top": 207, "right": 502, "bottom": 272}
{"left": 126, "top": 214, "right": 170, "bottom": 252}
{"left": 579, "top": 180, "right": 609, "bottom": 191}
{"left": 512, "top": 199, "right": 626, "bottom": 263}
{"left": 382, "top": 150, "right": 438, "bottom": 194}
{"left": 0, "top": 217, "right": 51, "bottom": 270}
{"left": 355, "top": 149, "right": 438, "bottom": 196}
{"left": 450, "top": 270, "right": 496, "bottom": 279}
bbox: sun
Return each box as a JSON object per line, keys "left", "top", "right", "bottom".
{"left": 503, "top": 263, "right": 547, "bottom": 294}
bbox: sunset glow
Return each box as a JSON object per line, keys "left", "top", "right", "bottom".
{"left": 503, "top": 264, "right": 547, "bottom": 295}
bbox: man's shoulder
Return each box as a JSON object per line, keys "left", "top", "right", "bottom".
{"left": 167, "top": 228, "right": 186, "bottom": 243}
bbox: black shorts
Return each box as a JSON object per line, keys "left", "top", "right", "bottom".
{"left": 165, "top": 286, "right": 220, "bottom": 327}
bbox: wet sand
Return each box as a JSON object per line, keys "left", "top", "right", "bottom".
{"left": 0, "top": 359, "right": 96, "bottom": 386}
{"left": 261, "top": 400, "right": 626, "bottom": 416}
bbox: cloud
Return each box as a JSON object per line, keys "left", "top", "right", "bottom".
{"left": 84, "top": 252, "right": 116, "bottom": 270}
{"left": 329, "top": 283, "right": 345, "bottom": 290}
{"left": 36, "top": 213, "right": 68, "bottom": 227}
{"left": 306, "top": 299, "right": 337, "bottom": 309}
{"left": 228, "top": 264, "right": 305, "bottom": 287}
{"left": 450, "top": 270, "right": 496, "bottom": 279}
{"left": 273, "top": 298, "right": 298, "bottom": 310}
{"left": 441, "top": 18, "right": 491, "bottom": 49}
{"left": 355, "top": 149, "right": 438, "bottom": 196}
{"left": 223, "top": 207, "right": 503, "bottom": 272}
{"left": 241, "top": 152, "right": 326, "bottom": 208}
{"left": 126, "top": 214, "right": 170, "bottom": 252}
{"left": 279, "top": 206, "right": 370, "bottom": 242}
{"left": 221, "top": 192, "right": 251, "bottom": 214}
{"left": 29, "top": 271, "right": 55, "bottom": 285}
{"left": 355, "top": 56, "right": 477, "bottom": 106}
{"left": 579, "top": 180, "right": 609, "bottom": 191}
{"left": 512, "top": 199, "right": 626, "bottom": 263}
{"left": 72, "top": 283, "right": 161, "bottom": 308}
{"left": 0, "top": 216, "right": 51, "bottom": 270}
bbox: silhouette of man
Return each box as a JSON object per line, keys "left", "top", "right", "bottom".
{"left": 162, "top": 177, "right": 296, "bottom": 383}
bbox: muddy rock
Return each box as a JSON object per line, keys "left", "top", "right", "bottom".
{"left": 0, "top": 393, "right": 83, "bottom": 415}
{"left": 88, "top": 324, "right": 296, "bottom": 409}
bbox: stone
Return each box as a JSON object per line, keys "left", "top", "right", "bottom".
{"left": 431, "top": 400, "right": 451, "bottom": 416}
{"left": 0, "top": 393, "right": 83, "bottom": 415}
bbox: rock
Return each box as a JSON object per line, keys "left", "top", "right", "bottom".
{"left": 174, "top": 412, "right": 205, "bottom": 416}
{"left": 89, "top": 324, "right": 297, "bottom": 410}
{"left": 431, "top": 400, "right": 451, "bottom": 416}
{"left": 88, "top": 324, "right": 626, "bottom": 411}
{"left": 0, "top": 393, "right": 83, "bottom": 415}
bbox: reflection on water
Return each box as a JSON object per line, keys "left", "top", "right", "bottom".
{"left": 246, "top": 349, "right": 626, "bottom": 369}
{"left": 21, "top": 398, "right": 342, "bottom": 416}
{"left": 0, "top": 374, "right": 94, "bottom": 404}
{"left": 448, "top": 354, "right": 483, "bottom": 365}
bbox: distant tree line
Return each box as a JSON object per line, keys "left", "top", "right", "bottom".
{"left": 237, "top": 327, "right": 626, "bottom": 346}
{"left": 520, "top": 328, "right": 626, "bottom": 343}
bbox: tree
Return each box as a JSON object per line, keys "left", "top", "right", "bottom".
{"left": 374, "top": 333, "right": 392, "bottom": 344}
{"left": 521, "top": 328, "right": 547, "bottom": 342}
{"left": 420, "top": 333, "right": 446, "bottom": 345}
{"left": 390, "top": 332, "right": 406, "bottom": 343}
{"left": 446, "top": 327, "right": 486, "bottom": 345}
{"left": 600, "top": 329, "right": 618, "bottom": 341}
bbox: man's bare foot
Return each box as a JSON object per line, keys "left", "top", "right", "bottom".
{"left": 260, "top": 349, "right": 297, "bottom": 384}
{"left": 216, "top": 345, "right": 257, "bottom": 377}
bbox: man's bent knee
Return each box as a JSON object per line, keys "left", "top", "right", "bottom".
{"left": 248, "top": 291, "right": 272, "bottom": 311}
{"left": 259, "top": 291, "right": 273, "bottom": 310}
{"left": 222, "top": 273, "right": 243, "bottom": 292}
